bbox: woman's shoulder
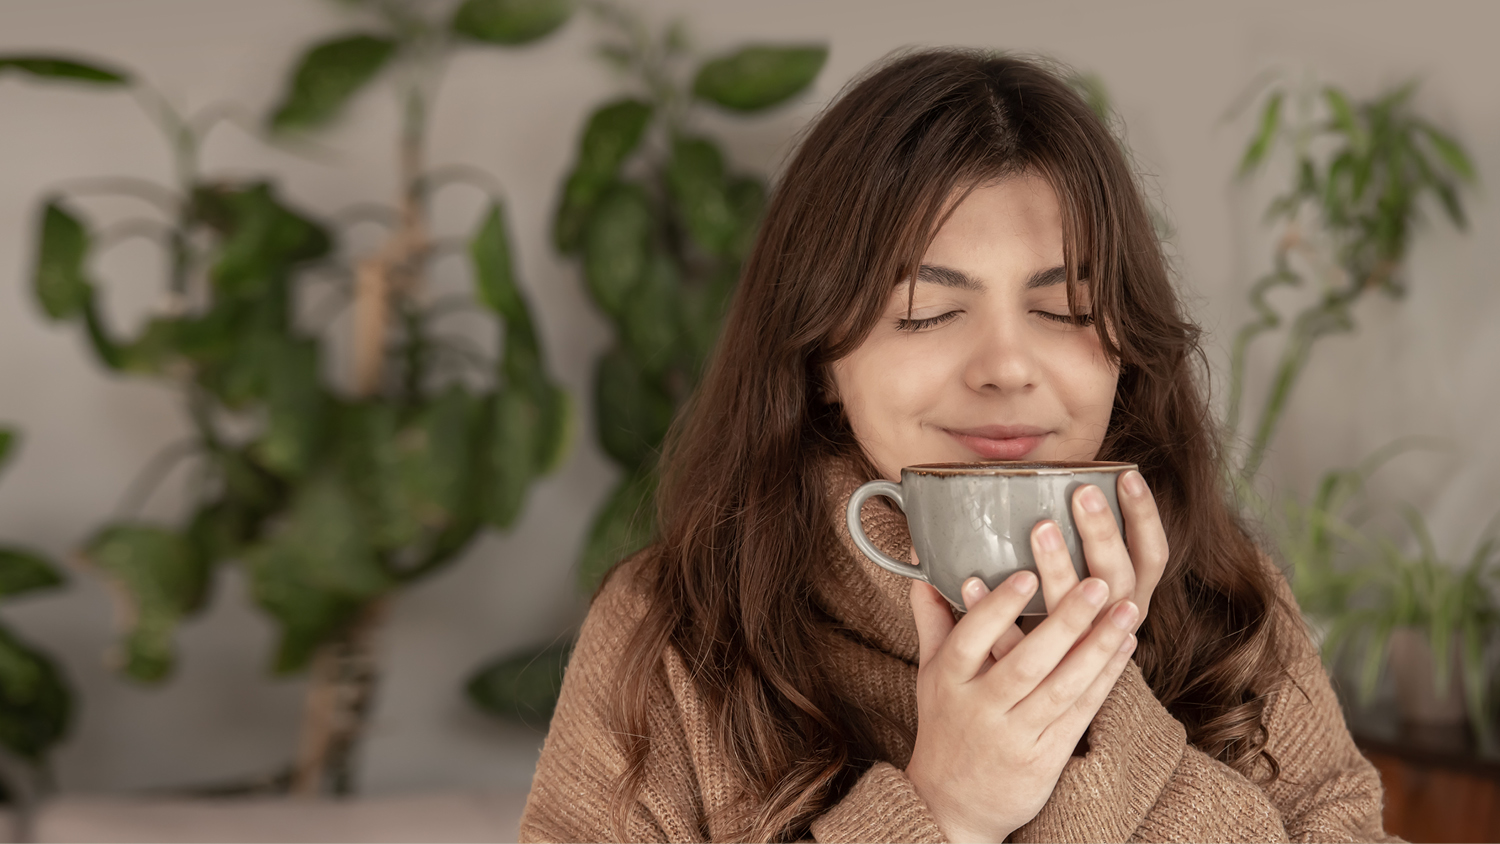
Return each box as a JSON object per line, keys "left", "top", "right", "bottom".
{"left": 572, "top": 545, "right": 663, "bottom": 656}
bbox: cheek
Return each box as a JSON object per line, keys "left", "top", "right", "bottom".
{"left": 1045, "top": 336, "right": 1119, "bottom": 449}
{"left": 833, "top": 338, "right": 956, "bottom": 459}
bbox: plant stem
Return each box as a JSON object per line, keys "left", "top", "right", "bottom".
{"left": 1237, "top": 288, "right": 1357, "bottom": 483}
{"left": 290, "top": 600, "right": 388, "bottom": 796}
{"left": 295, "top": 42, "right": 435, "bottom": 797}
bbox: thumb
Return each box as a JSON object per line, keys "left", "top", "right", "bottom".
{"left": 910, "top": 578, "right": 955, "bottom": 668}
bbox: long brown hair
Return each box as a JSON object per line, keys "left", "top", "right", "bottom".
{"left": 597, "top": 49, "right": 1291, "bottom": 842}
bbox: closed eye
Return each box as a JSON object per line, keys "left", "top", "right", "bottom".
{"left": 1035, "top": 310, "right": 1095, "bottom": 327}
{"left": 895, "top": 311, "right": 961, "bottom": 332}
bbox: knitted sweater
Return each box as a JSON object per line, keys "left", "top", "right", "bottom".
{"left": 518, "top": 462, "right": 1396, "bottom": 843}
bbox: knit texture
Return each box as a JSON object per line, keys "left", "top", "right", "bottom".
{"left": 518, "top": 460, "right": 1398, "bottom": 843}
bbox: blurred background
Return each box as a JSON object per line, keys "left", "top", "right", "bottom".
{"left": 0, "top": 0, "right": 1497, "bottom": 841}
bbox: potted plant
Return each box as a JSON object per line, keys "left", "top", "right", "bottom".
{"left": 4, "top": 0, "right": 574, "bottom": 796}
{"left": 1320, "top": 506, "right": 1499, "bottom": 734}
{"left": 1227, "top": 76, "right": 1476, "bottom": 487}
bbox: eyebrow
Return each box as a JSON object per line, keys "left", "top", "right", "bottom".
{"left": 914, "top": 264, "right": 983, "bottom": 290}
{"left": 910, "top": 263, "right": 1080, "bottom": 291}
{"left": 1023, "top": 265, "right": 1069, "bottom": 290}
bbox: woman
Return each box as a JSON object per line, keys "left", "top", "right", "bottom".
{"left": 519, "top": 49, "right": 1394, "bottom": 843}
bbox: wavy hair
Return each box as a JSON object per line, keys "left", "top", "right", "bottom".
{"left": 596, "top": 49, "right": 1292, "bottom": 842}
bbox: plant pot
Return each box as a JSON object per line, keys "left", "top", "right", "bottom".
{"left": 1386, "top": 626, "right": 1467, "bottom": 727}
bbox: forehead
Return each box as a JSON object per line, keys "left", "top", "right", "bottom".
{"left": 922, "top": 173, "right": 1065, "bottom": 269}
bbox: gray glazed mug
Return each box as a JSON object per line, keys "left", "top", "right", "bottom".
{"left": 845, "top": 461, "right": 1135, "bottom": 615}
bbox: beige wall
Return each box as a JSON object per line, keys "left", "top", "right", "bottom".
{"left": 0, "top": 0, "right": 1495, "bottom": 794}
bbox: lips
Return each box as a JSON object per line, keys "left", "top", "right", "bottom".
{"left": 941, "top": 424, "right": 1050, "bottom": 460}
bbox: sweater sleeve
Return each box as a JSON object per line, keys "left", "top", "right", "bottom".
{"left": 516, "top": 560, "right": 689, "bottom": 843}
{"left": 1011, "top": 569, "right": 1398, "bottom": 844}
{"left": 517, "top": 556, "right": 949, "bottom": 844}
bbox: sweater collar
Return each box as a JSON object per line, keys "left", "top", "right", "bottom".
{"left": 817, "top": 455, "right": 925, "bottom": 666}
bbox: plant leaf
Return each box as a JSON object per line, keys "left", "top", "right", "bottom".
{"left": 33, "top": 199, "right": 94, "bottom": 320}
{"left": 593, "top": 346, "right": 673, "bottom": 470}
{"left": 0, "top": 426, "right": 13, "bottom": 472}
{"left": 677, "top": 267, "right": 736, "bottom": 374}
{"left": 692, "top": 44, "right": 827, "bottom": 112}
{"left": 1356, "top": 617, "right": 1394, "bottom": 704}
{"left": 337, "top": 403, "right": 422, "bottom": 552}
{"left": 0, "top": 55, "right": 129, "bottom": 85}
{"left": 1460, "top": 617, "right": 1490, "bottom": 741}
{"left": 397, "top": 387, "right": 480, "bottom": 530}
{"left": 1431, "top": 179, "right": 1466, "bottom": 230}
{"left": 0, "top": 624, "right": 72, "bottom": 761}
{"left": 0, "top": 548, "right": 65, "bottom": 598}
{"left": 576, "top": 469, "right": 656, "bottom": 595}
{"left": 552, "top": 98, "right": 653, "bottom": 254}
{"left": 84, "top": 524, "right": 206, "bottom": 683}
{"left": 465, "top": 636, "right": 574, "bottom": 728}
{"left": 1417, "top": 122, "right": 1476, "bottom": 183}
{"left": 619, "top": 251, "right": 682, "bottom": 374}
{"left": 481, "top": 388, "right": 540, "bottom": 530}
{"left": 252, "top": 338, "right": 328, "bottom": 479}
{"left": 1238, "top": 91, "right": 1283, "bottom": 176}
{"left": 665, "top": 135, "right": 737, "bottom": 256}
{"left": 1323, "top": 87, "right": 1365, "bottom": 153}
{"left": 266, "top": 34, "right": 397, "bottom": 133}
{"left": 194, "top": 181, "right": 332, "bottom": 297}
{"left": 243, "top": 473, "right": 390, "bottom": 674}
{"left": 723, "top": 173, "right": 766, "bottom": 261}
{"left": 451, "top": 0, "right": 575, "bottom": 45}
{"left": 470, "top": 201, "right": 546, "bottom": 383}
{"left": 581, "top": 183, "right": 652, "bottom": 318}
{"left": 481, "top": 380, "right": 568, "bottom": 529}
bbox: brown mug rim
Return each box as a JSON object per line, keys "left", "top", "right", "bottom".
{"left": 902, "top": 460, "right": 1137, "bottom": 476}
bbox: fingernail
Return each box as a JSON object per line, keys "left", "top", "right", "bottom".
{"left": 1081, "top": 578, "right": 1108, "bottom": 606}
{"left": 1037, "top": 521, "right": 1063, "bottom": 552}
{"left": 1119, "top": 633, "right": 1137, "bottom": 654}
{"left": 1011, "top": 570, "right": 1038, "bottom": 594}
{"left": 1081, "top": 485, "right": 1108, "bottom": 514}
{"left": 1123, "top": 470, "right": 1146, "bottom": 497}
{"left": 1110, "top": 600, "right": 1139, "bottom": 630}
{"left": 963, "top": 577, "right": 987, "bottom": 605}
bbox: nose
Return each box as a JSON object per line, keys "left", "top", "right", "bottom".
{"left": 963, "top": 318, "right": 1038, "bottom": 394}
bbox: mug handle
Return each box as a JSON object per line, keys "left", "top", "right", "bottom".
{"left": 846, "top": 480, "right": 928, "bottom": 584}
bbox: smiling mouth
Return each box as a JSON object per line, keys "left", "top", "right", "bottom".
{"left": 941, "top": 425, "right": 1050, "bottom": 460}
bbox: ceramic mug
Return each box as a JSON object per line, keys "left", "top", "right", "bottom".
{"left": 845, "top": 461, "right": 1135, "bottom": 615}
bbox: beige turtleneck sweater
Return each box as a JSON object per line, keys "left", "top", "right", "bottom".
{"left": 518, "top": 462, "right": 1396, "bottom": 842}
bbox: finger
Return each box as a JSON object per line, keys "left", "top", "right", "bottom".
{"left": 982, "top": 575, "right": 1110, "bottom": 708}
{"left": 961, "top": 579, "right": 1027, "bottom": 665}
{"left": 910, "top": 579, "right": 957, "bottom": 669}
{"left": 1013, "top": 598, "right": 1138, "bottom": 728}
{"left": 944, "top": 571, "right": 1038, "bottom": 682}
{"left": 1031, "top": 519, "right": 1081, "bottom": 614}
{"left": 1118, "top": 470, "right": 1168, "bottom": 625}
{"left": 1072, "top": 484, "right": 1135, "bottom": 610}
{"left": 1040, "top": 630, "right": 1137, "bottom": 748}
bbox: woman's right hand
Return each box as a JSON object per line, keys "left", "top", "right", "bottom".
{"left": 904, "top": 568, "right": 1139, "bottom": 843}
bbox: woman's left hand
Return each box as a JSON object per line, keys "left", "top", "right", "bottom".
{"left": 1028, "top": 469, "right": 1168, "bottom": 633}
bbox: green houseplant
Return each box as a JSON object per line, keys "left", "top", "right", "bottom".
{"left": 465, "top": 3, "right": 825, "bottom": 727}
{"left": 1264, "top": 437, "right": 1449, "bottom": 623}
{"left": 1228, "top": 77, "right": 1477, "bottom": 486}
{"left": 0, "top": 425, "right": 72, "bottom": 841}
{"left": 5, "top": 0, "right": 572, "bottom": 795}
{"left": 1228, "top": 76, "right": 1495, "bottom": 735}
{"left": 1320, "top": 506, "right": 1499, "bottom": 735}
